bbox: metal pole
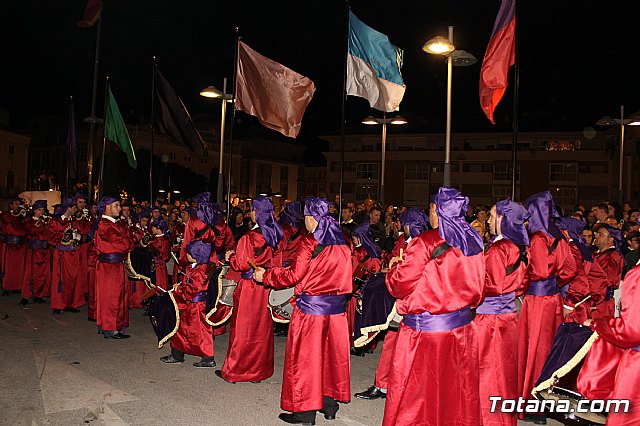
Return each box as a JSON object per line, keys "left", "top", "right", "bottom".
{"left": 86, "top": 12, "right": 103, "bottom": 202}
{"left": 150, "top": 57, "right": 157, "bottom": 206}
{"left": 380, "top": 116, "right": 387, "bottom": 205}
{"left": 443, "top": 25, "right": 453, "bottom": 187}
{"left": 339, "top": 1, "right": 350, "bottom": 209}
{"left": 217, "top": 78, "right": 227, "bottom": 205}
{"left": 98, "top": 77, "right": 109, "bottom": 201}
{"left": 619, "top": 104, "right": 625, "bottom": 204}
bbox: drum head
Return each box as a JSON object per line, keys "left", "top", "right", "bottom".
{"left": 536, "top": 388, "right": 607, "bottom": 425}
{"left": 269, "top": 288, "right": 295, "bottom": 306}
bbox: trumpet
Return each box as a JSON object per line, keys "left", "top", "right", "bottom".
{"left": 34, "top": 215, "right": 51, "bottom": 226}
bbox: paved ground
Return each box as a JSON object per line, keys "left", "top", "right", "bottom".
{"left": 0, "top": 294, "right": 565, "bottom": 426}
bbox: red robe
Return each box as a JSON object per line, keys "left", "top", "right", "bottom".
{"left": 87, "top": 241, "right": 98, "bottom": 320}
{"left": 518, "top": 232, "right": 578, "bottom": 409}
{"left": 47, "top": 216, "right": 84, "bottom": 310}
{"left": 220, "top": 228, "right": 283, "bottom": 382}
{"left": 73, "top": 214, "right": 93, "bottom": 295}
{"left": 477, "top": 237, "right": 529, "bottom": 426}
{"left": 564, "top": 243, "right": 607, "bottom": 324}
{"left": 577, "top": 265, "right": 640, "bottom": 425}
{"left": 0, "top": 211, "right": 27, "bottom": 291}
{"left": 263, "top": 233, "right": 352, "bottom": 412}
{"left": 22, "top": 217, "right": 52, "bottom": 299}
{"left": 150, "top": 235, "right": 171, "bottom": 292}
{"left": 592, "top": 248, "right": 624, "bottom": 320}
{"left": 281, "top": 224, "right": 305, "bottom": 263}
{"left": 95, "top": 218, "right": 135, "bottom": 332}
{"left": 383, "top": 230, "right": 484, "bottom": 426}
{"left": 171, "top": 263, "right": 213, "bottom": 357}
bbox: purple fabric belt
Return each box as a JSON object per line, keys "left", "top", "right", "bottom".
{"left": 98, "top": 253, "right": 125, "bottom": 263}
{"left": 4, "top": 235, "right": 25, "bottom": 245}
{"left": 476, "top": 292, "right": 516, "bottom": 315}
{"left": 632, "top": 345, "right": 640, "bottom": 351}
{"left": 403, "top": 307, "right": 472, "bottom": 332}
{"left": 191, "top": 291, "right": 207, "bottom": 303}
{"left": 526, "top": 276, "right": 559, "bottom": 296}
{"left": 296, "top": 292, "right": 346, "bottom": 316}
{"left": 283, "top": 260, "right": 292, "bottom": 267}
{"left": 560, "top": 284, "right": 569, "bottom": 299}
{"left": 28, "top": 240, "right": 49, "bottom": 250}
{"left": 55, "top": 245, "right": 76, "bottom": 251}
{"left": 241, "top": 269, "right": 254, "bottom": 280}
{"left": 605, "top": 287, "right": 615, "bottom": 301}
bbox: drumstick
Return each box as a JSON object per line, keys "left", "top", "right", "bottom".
{"left": 399, "top": 248, "right": 404, "bottom": 261}
{"left": 247, "top": 258, "right": 259, "bottom": 270}
{"left": 573, "top": 294, "right": 591, "bottom": 308}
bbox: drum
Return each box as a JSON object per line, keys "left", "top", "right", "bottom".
{"left": 218, "top": 265, "right": 238, "bottom": 307}
{"left": 148, "top": 291, "right": 179, "bottom": 349}
{"left": 532, "top": 322, "right": 605, "bottom": 425}
{"left": 353, "top": 272, "right": 396, "bottom": 347}
{"left": 268, "top": 287, "right": 295, "bottom": 323}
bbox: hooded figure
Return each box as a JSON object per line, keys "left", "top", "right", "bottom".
{"left": 434, "top": 187, "right": 483, "bottom": 256}
{"left": 252, "top": 196, "right": 283, "bottom": 248}
{"left": 279, "top": 201, "right": 304, "bottom": 228}
{"left": 495, "top": 199, "right": 530, "bottom": 247}
{"left": 352, "top": 222, "right": 381, "bottom": 259}
{"left": 55, "top": 196, "right": 76, "bottom": 217}
{"left": 304, "top": 197, "right": 346, "bottom": 246}
{"left": 399, "top": 208, "right": 429, "bottom": 238}
{"left": 525, "top": 190, "right": 564, "bottom": 240}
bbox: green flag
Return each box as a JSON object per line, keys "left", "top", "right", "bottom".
{"left": 105, "top": 87, "right": 137, "bottom": 169}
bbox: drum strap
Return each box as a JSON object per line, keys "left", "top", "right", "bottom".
{"left": 254, "top": 242, "right": 270, "bottom": 257}
{"left": 194, "top": 223, "right": 220, "bottom": 240}
{"left": 506, "top": 244, "right": 529, "bottom": 275}
{"left": 431, "top": 241, "right": 451, "bottom": 259}
{"left": 311, "top": 244, "right": 326, "bottom": 259}
{"left": 287, "top": 228, "right": 302, "bottom": 244}
{"left": 548, "top": 238, "right": 561, "bottom": 255}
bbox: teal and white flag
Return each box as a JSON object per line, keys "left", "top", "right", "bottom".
{"left": 346, "top": 11, "right": 406, "bottom": 112}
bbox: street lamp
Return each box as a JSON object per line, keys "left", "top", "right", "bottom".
{"left": 595, "top": 105, "right": 640, "bottom": 203}
{"left": 423, "top": 26, "right": 477, "bottom": 187}
{"left": 200, "top": 78, "right": 233, "bottom": 205}
{"left": 362, "top": 114, "right": 408, "bottom": 205}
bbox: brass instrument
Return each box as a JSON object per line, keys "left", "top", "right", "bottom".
{"left": 140, "top": 231, "right": 152, "bottom": 247}
{"left": 61, "top": 224, "right": 80, "bottom": 246}
{"left": 11, "top": 205, "right": 27, "bottom": 217}
{"left": 34, "top": 215, "right": 51, "bottom": 227}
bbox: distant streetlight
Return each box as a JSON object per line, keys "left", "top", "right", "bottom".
{"left": 200, "top": 78, "right": 233, "bottom": 205}
{"left": 423, "top": 26, "right": 477, "bottom": 187}
{"left": 595, "top": 105, "right": 640, "bottom": 203}
{"left": 362, "top": 114, "right": 408, "bottom": 205}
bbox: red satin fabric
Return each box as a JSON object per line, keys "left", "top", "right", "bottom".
{"left": 577, "top": 337, "right": 624, "bottom": 400}
{"left": 605, "top": 349, "right": 640, "bottom": 425}
{"left": 22, "top": 218, "right": 51, "bottom": 298}
{"left": 518, "top": 233, "right": 577, "bottom": 409}
{"left": 383, "top": 230, "right": 484, "bottom": 426}
{"left": 374, "top": 329, "right": 398, "bottom": 390}
{"left": 383, "top": 322, "right": 480, "bottom": 426}
{"left": 171, "top": 264, "right": 213, "bottom": 357}
{"left": 593, "top": 249, "right": 624, "bottom": 320}
{"left": 48, "top": 217, "right": 84, "bottom": 310}
{"left": 150, "top": 235, "right": 171, "bottom": 292}
{"left": 0, "top": 212, "right": 27, "bottom": 290}
{"left": 281, "top": 224, "right": 304, "bottom": 262}
{"left": 74, "top": 217, "right": 92, "bottom": 294}
{"left": 264, "top": 234, "right": 352, "bottom": 412}
{"left": 87, "top": 242, "right": 97, "bottom": 320}
{"left": 95, "top": 219, "right": 134, "bottom": 332}
{"left": 221, "top": 229, "right": 282, "bottom": 382}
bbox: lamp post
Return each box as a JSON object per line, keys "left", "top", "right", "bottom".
{"left": 596, "top": 105, "right": 640, "bottom": 204}
{"left": 423, "top": 26, "right": 477, "bottom": 187}
{"left": 362, "top": 114, "right": 407, "bottom": 205}
{"left": 200, "top": 78, "right": 233, "bottom": 205}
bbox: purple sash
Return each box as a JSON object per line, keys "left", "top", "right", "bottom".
{"left": 560, "top": 284, "right": 569, "bottom": 299}
{"left": 296, "top": 292, "right": 346, "bottom": 316}
{"left": 241, "top": 269, "right": 254, "bottom": 280}
{"left": 4, "top": 235, "right": 25, "bottom": 245}
{"left": 98, "top": 253, "right": 125, "bottom": 263}
{"left": 526, "top": 276, "right": 559, "bottom": 296}
{"left": 605, "top": 287, "right": 615, "bottom": 301}
{"left": 191, "top": 291, "right": 207, "bottom": 303}
{"left": 55, "top": 245, "right": 76, "bottom": 251}
{"left": 476, "top": 292, "right": 516, "bottom": 315}
{"left": 28, "top": 240, "right": 49, "bottom": 250}
{"left": 632, "top": 345, "right": 640, "bottom": 351}
{"left": 403, "top": 307, "right": 472, "bottom": 332}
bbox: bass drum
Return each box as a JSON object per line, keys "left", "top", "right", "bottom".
{"left": 268, "top": 287, "right": 295, "bottom": 323}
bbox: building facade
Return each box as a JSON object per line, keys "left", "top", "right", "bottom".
{"left": 0, "top": 128, "right": 31, "bottom": 202}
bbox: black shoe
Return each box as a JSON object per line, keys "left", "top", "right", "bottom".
{"left": 355, "top": 386, "right": 386, "bottom": 400}
{"left": 318, "top": 409, "right": 336, "bottom": 421}
{"left": 33, "top": 297, "right": 46, "bottom": 304}
{"left": 193, "top": 359, "right": 216, "bottom": 368}
{"left": 278, "top": 413, "right": 315, "bottom": 425}
{"left": 104, "top": 333, "right": 130, "bottom": 339}
{"left": 320, "top": 396, "right": 338, "bottom": 420}
{"left": 88, "top": 317, "right": 96, "bottom": 322}
{"left": 214, "top": 369, "right": 235, "bottom": 383}
{"left": 160, "top": 354, "right": 184, "bottom": 364}
{"left": 350, "top": 347, "right": 365, "bottom": 357}
{"left": 64, "top": 308, "right": 80, "bottom": 313}
{"left": 19, "top": 298, "right": 28, "bottom": 306}
{"left": 53, "top": 309, "right": 62, "bottom": 315}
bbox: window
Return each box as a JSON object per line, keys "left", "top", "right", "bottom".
{"left": 493, "top": 162, "right": 519, "bottom": 181}
{"left": 356, "top": 184, "right": 378, "bottom": 202}
{"left": 463, "top": 163, "right": 493, "bottom": 173}
{"left": 330, "top": 182, "right": 341, "bottom": 194}
{"left": 280, "top": 166, "right": 289, "bottom": 197}
{"left": 8, "top": 145, "right": 15, "bottom": 155}
{"left": 184, "top": 156, "right": 192, "bottom": 162}
{"left": 331, "top": 161, "right": 356, "bottom": 172}
{"left": 578, "top": 162, "right": 608, "bottom": 174}
{"left": 6, "top": 170, "right": 15, "bottom": 189}
{"left": 552, "top": 187, "right": 577, "bottom": 213}
{"left": 404, "top": 181, "right": 429, "bottom": 206}
{"left": 169, "top": 152, "right": 177, "bottom": 160}
{"left": 356, "top": 163, "right": 379, "bottom": 180}
{"left": 549, "top": 163, "right": 578, "bottom": 183}
{"left": 256, "top": 163, "right": 272, "bottom": 194}
{"left": 200, "top": 158, "right": 208, "bottom": 164}
{"left": 493, "top": 186, "right": 512, "bottom": 203}
{"left": 404, "top": 162, "right": 429, "bottom": 180}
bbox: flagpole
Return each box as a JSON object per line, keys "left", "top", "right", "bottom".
{"left": 225, "top": 27, "right": 240, "bottom": 223}
{"left": 66, "top": 96, "right": 73, "bottom": 194}
{"left": 150, "top": 56, "right": 157, "bottom": 205}
{"left": 98, "top": 76, "right": 109, "bottom": 201}
{"left": 339, "top": 2, "right": 350, "bottom": 210}
{"left": 86, "top": 5, "right": 103, "bottom": 202}
{"left": 511, "top": 0, "right": 519, "bottom": 200}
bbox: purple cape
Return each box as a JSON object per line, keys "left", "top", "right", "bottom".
{"left": 400, "top": 208, "right": 429, "bottom": 238}
{"left": 279, "top": 201, "right": 304, "bottom": 227}
{"left": 186, "top": 240, "right": 212, "bottom": 265}
{"left": 496, "top": 199, "right": 530, "bottom": 246}
{"left": 304, "top": 197, "right": 346, "bottom": 246}
{"left": 353, "top": 222, "right": 381, "bottom": 259}
{"left": 434, "top": 187, "right": 483, "bottom": 256}
{"left": 525, "top": 190, "right": 564, "bottom": 239}
{"left": 252, "top": 196, "right": 283, "bottom": 248}
{"left": 557, "top": 217, "right": 592, "bottom": 261}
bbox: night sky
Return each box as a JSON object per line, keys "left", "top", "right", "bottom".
{"left": 2, "top": 0, "right": 640, "bottom": 149}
